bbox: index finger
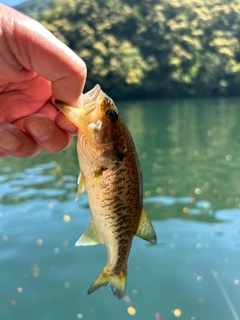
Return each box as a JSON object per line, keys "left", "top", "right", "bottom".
{"left": 0, "top": 4, "right": 87, "bottom": 106}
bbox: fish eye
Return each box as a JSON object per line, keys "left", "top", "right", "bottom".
{"left": 106, "top": 109, "right": 118, "bottom": 123}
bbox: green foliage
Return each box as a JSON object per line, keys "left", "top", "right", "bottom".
{"left": 15, "top": 0, "right": 52, "bottom": 19}
{"left": 16, "top": 0, "right": 240, "bottom": 99}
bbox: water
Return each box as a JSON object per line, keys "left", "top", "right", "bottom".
{"left": 1, "top": 98, "right": 240, "bottom": 320}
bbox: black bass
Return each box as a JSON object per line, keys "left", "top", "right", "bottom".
{"left": 56, "top": 85, "right": 157, "bottom": 299}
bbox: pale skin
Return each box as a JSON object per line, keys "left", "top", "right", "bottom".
{"left": 0, "top": 4, "right": 87, "bottom": 158}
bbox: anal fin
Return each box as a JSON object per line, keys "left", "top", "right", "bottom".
{"left": 136, "top": 207, "right": 157, "bottom": 244}
{"left": 75, "top": 221, "right": 103, "bottom": 246}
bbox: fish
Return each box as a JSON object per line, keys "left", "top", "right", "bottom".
{"left": 55, "top": 84, "right": 157, "bottom": 299}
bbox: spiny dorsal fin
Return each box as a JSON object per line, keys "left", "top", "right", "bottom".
{"left": 75, "top": 222, "right": 103, "bottom": 246}
{"left": 135, "top": 207, "right": 157, "bottom": 244}
{"left": 75, "top": 172, "right": 86, "bottom": 201}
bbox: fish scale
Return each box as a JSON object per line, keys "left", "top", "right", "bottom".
{"left": 55, "top": 84, "right": 157, "bottom": 299}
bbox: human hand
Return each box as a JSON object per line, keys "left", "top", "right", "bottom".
{"left": 0, "top": 4, "right": 86, "bottom": 158}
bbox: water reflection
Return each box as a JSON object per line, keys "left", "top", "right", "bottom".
{"left": 120, "top": 98, "right": 240, "bottom": 212}
{"left": 0, "top": 162, "right": 75, "bottom": 204}
{"left": 123, "top": 102, "right": 146, "bottom": 148}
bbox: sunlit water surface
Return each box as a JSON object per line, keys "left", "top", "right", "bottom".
{"left": 1, "top": 98, "right": 240, "bottom": 320}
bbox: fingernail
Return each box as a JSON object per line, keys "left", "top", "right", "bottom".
{"left": 0, "top": 130, "right": 19, "bottom": 151}
{"left": 25, "top": 120, "right": 51, "bottom": 141}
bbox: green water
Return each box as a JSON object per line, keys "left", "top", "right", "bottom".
{"left": 1, "top": 98, "right": 240, "bottom": 320}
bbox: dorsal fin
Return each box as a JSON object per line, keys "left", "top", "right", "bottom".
{"left": 75, "top": 222, "right": 103, "bottom": 246}
{"left": 135, "top": 207, "right": 157, "bottom": 244}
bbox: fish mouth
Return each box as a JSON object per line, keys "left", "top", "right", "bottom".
{"left": 55, "top": 84, "right": 104, "bottom": 127}
{"left": 81, "top": 84, "right": 103, "bottom": 116}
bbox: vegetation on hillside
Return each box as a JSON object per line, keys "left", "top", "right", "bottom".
{"left": 16, "top": 0, "right": 240, "bottom": 99}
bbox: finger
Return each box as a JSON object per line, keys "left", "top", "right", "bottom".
{"left": 11, "top": 99, "right": 58, "bottom": 130}
{"left": 55, "top": 111, "right": 78, "bottom": 135}
{"left": 0, "top": 123, "right": 41, "bottom": 158}
{"left": 0, "top": 150, "right": 8, "bottom": 158}
{"left": 24, "top": 114, "right": 72, "bottom": 153}
{"left": 0, "top": 4, "right": 87, "bottom": 106}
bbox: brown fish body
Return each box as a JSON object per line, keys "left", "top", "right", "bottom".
{"left": 78, "top": 116, "right": 142, "bottom": 273}
{"left": 56, "top": 85, "right": 156, "bottom": 299}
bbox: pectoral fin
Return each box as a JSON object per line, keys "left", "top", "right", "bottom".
{"left": 75, "top": 222, "right": 103, "bottom": 246}
{"left": 102, "top": 149, "right": 125, "bottom": 167}
{"left": 93, "top": 168, "right": 104, "bottom": 185}
{"left": 75, "top": 172, "right": 86, "bottom": 201}
{"left": 136, "top": 207, "right": 157, "bottom": 244}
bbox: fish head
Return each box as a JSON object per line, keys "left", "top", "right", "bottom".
{"left": 56, "top": 84, "right": 122, "bottom": 146}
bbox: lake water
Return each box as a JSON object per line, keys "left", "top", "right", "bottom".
{"left": 1, "top": 98, "right": 240, "bottom": 320}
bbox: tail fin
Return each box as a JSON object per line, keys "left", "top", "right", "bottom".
{"left": 87, "top": 267, "right": 127, "bottom": 299}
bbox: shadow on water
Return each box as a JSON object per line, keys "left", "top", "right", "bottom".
{"left": 0, "top": 98, "right": 240, "bottom": 320}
